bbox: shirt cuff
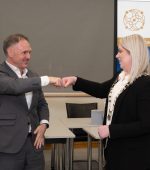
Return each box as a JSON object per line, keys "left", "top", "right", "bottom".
{"left": 40, "top": 120, "right": 49, "bottom": 128}
{"left": 40, "top": 76, "right": 50, "bottom": 86}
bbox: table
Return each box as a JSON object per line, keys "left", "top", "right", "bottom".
{"left": 83, "top": 126, "right": 103, "bottom": 170}
{"left": 61, "top": 118, "right": 92, "bottom": 128}
{"left": 45, "top": 118, "right": 75, "bottom": 170}
{"left": 61, "top": 118, "right": 103, "bottom": 170}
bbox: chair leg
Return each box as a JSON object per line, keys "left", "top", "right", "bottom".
{"left": 62, "top": 144, "right": 65, "bottom": 170}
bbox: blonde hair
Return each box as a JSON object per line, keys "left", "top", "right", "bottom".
{"left": 122, "top": 34, "right": 150, "bottom": 83}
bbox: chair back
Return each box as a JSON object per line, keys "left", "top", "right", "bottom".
{"left": 66, "top": 103, "right": 98, "bottom": 118}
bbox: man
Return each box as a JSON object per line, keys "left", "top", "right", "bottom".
{"left": 0, "top": 34, "right": 61, "bottom": 170}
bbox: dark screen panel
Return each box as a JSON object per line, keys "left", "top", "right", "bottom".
{"left": 0, "top": 0, "right": 115, "bottom": 92}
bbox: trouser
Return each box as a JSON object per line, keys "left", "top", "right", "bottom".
{"left": 0, "top": 134, "right": 45, "bottom": 170}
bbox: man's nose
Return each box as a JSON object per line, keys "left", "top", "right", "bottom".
{"left": 26, "top": 52, "right": 31, "bottom": 59}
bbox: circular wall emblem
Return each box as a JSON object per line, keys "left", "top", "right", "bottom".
{"left": 123, "top": 9, "right": 145, "bottom": 31}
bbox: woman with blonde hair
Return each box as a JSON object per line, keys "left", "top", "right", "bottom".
{"left": 62, "top": 34, "right": 150, "bottom": 170}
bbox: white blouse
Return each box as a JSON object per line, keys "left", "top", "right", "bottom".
{"left": 106, "top": 71, "right": 130, "bottom": 125}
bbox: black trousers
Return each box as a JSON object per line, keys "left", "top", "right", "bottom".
{"left": 0, "top": 135, "right": 45, "bottom": 170}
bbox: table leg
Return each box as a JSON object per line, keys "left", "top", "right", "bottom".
{"left": 98, "top": 140, "right": 103, "bottom": 170}
{"left": 65, "top": 139, "right": 69, "bottom": 170}
{"left": 58, "top": 144, "right": 63, "bottom": 170}
{"left": 51, "top": 144, "right": 55, "bottom": 170}
{"left": 55, "top": 144, "right": 59, "bottom": 170}
{"left": 69, "top": 138, "right": 74, "bottom": 170}
{"left": 87, "top": 134, "right": 92, "bottom": 170}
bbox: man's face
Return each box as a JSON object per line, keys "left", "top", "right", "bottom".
{"left": 7, "top": 39, "right": 32, "bottom": 71}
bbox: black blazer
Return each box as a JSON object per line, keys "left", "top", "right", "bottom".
{"left": 73, "top": 75, "right": 150, "bottom": 170}
{"left": 0, "top": 62, "right": 49, "bottom": 153}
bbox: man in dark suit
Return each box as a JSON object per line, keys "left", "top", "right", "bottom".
{"left": 0, "top": 34, "right": 61, "bottom": 170}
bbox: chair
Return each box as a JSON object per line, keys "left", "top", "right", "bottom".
{"left": 66, "top": 103, "right": 98, "bottom": 140}
{"left": 66, "top": 102, "right": 98, "bottom": 141}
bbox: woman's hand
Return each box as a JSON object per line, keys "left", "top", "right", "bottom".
{"left": 98, "top": 125, "right": 110, "bottom": 139}
{"left": 62, "top": 76, "right": 77, "bottom": 87}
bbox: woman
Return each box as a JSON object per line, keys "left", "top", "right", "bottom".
{"left": 62, "top": 34, "right": 150, "bottom": 170}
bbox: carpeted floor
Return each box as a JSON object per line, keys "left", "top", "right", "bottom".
{"left": 73, "top": 160, "right": 98, "bottom": 170}
{"left": 44, "top": 147, "right": 99, "bottom": 170}
{"left": 45, "top": 160, "right": 98, "bottom": 170}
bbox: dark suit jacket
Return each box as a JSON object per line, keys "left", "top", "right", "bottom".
{"left": 0, "top": 62, "right": 49, "bottom": 153}
{"left": 73, "top": 75, "right": 150, "bottom": 170}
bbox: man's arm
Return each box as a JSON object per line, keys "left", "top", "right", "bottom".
{"left": 0, "top": 73, "right": 62, "bottom": 95}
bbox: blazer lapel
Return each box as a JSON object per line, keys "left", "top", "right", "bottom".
{"left": 111, "top": 85, "right": 131, "bottom": 122}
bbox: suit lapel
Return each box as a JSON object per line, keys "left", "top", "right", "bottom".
{"left": 2, "top": 62, "right": 38, "bottom": 112}
{"left": 2, "top": 62, "right": 18, "bottom": 78}
{"left": 2, "top": 62, "right": 29, "bottom": 111}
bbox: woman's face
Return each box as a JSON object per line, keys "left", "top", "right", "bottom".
{"left": 116, "top": 45, "right": 132, "bottom": 74}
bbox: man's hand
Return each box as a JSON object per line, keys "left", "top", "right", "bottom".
{"left": 34, "top": 124, "right": 47, "bottom": 149}
{"left": 49, "top": 77, "right": 62, "bottom": 87}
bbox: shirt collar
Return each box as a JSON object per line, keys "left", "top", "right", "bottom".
{"left": 118, "top": 71, "right": 130, "bottom": 82}
{"left": 6, "top": 61, "right": 28, "bottom": 78}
